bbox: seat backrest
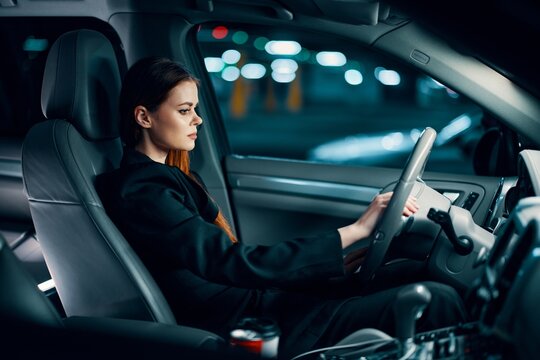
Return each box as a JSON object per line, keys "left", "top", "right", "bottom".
{"left": 0, "top": 233, "right": 62, "bottom": 328}
{"left": 0, "top": 232, "right": 227, "bottom": 358}
{"left": 0, "top": 232, "right": 68, "bottom": 356}
{"left": 21, "top": 29, "right": 176, "bottom": 324}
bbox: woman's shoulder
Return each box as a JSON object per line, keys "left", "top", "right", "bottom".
{"left": 96, "top": 149, "right": 186, "bottom": 200}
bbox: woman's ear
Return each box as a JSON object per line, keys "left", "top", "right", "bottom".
{"left": 134, "top": 106, "right": 152, "bottom": 128}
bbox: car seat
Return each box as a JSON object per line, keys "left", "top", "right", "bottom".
{"left": 0, "top": 233, "right": 252, "bottom": 358}
{"left": 20, "top": 29, "right": 221, "bottom": 346}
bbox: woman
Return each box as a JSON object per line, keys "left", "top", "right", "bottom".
{"left": 97, "top": 57, "right": 466, "bottom": 359}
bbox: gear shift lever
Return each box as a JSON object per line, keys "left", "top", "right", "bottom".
{"left": 393, "top": 284, "right": 432, "bottom": 355}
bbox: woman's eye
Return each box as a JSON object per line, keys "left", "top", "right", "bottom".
{"left": 179, "top": 109, "right": 190, "bottom": 115}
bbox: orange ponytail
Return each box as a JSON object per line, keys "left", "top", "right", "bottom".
{"left": 166, "top": 149, "right": 238, "bottom": 243}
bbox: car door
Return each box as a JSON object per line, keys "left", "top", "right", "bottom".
{"left": 188, "top": 21, "right": 505, "bottom": 250}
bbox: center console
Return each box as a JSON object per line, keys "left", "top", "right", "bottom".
{"left": 310, "top": 197, "right": 540, "bottom": 360}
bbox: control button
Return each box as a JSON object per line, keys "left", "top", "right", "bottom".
{"left": 442, "top": 191, "right": 460, "bottom": 203}
{"left": 462, "top": 192, "right": 479, "bottom": 210}
{"left": 374, "top": 231, "right": 384, "bottom": 242}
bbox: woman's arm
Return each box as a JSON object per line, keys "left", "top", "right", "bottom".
{"left": 110, "top": 168, "right": 417, "bottom": 288}
{"left": 338, "top": 192, "right": 418, "bottom": 249}
{"left": 114, "top": 179, "right": 345, "bottom": 289}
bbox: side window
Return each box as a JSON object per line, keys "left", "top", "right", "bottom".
{"left": 196, "top": 24, "right": 483, "bottom": 174}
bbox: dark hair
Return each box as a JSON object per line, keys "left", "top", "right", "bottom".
{"left": 118, "top": 57, "right": 237, "bottom": 243}
{"left": 119, "top": 56, "right": 199, "bottom": 147}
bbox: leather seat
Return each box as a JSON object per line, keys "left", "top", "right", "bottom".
{"left": 0, "top": 233, "right": 251, "bottom": 359}
{"left": 20, "top": 29, "right": 215, "bottom": 334}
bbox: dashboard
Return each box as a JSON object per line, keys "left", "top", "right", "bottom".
{"left": 426, "top": 149, "right": 540, "bottom": 359}
{"left": 473, "top": 148, "right": 540, "bottom": 359}
{"left": 504, "top": 150, "right": 540, "bottom": 213}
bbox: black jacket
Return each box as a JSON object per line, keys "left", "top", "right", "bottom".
{"left": 96, "top": 149, "right": 345, "bottom": 345}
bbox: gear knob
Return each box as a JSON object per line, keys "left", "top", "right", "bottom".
{"left": 393, "top": 284, "right": 431, "bottom": 342}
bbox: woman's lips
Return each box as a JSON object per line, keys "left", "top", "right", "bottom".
{"left": 188, "top": 133, "right": 197, "bottom": 140}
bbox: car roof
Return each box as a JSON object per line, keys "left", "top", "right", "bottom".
{"left": 1, "top": 0, "right": 538, "bottom": 98}
{"left": 388, "top": 0, "right": 540, "bottom": 100}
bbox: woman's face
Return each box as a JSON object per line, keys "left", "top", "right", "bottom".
{"left": 144, "top": 80, "right": 203, "bottom": 152}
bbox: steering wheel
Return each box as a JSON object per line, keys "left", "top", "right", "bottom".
{"left": 355, "top": 127, "right": 437, "bottom": 283}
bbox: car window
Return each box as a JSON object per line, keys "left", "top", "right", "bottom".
{"left": 196, "top": 23, "right": 484, "bottom": 174}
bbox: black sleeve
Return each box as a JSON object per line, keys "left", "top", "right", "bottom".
{"left": 116, "top": 177, "right": 345, "bottom": 289}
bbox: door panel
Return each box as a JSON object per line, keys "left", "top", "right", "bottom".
{"left": 225, "top": 155, "right": 503, "bottom": 246}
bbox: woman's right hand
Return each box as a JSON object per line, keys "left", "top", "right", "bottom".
{"left": 338, "top": 192, "right": 418, "bottom": 249}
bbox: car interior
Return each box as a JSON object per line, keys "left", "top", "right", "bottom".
{"left": 1, "top": 0, "right": 540, "bottom": 359}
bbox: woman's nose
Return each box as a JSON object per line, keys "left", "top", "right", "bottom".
{"left": 192, "top": 114, "right": 203, "bottom": 126}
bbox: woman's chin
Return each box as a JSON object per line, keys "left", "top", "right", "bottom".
{"left": 171, "top": 143, "right": 196, "bottom": 152}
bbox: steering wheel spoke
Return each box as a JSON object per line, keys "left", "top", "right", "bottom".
{"left": 356, "top": 127, "right": 438, "bottom": 283}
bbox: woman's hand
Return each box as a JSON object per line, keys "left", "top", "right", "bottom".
{"left": 343, "top": 246, "right": 368, "bottom": 274}
{"left": 338, "top": 192, "right": 419, "bottom": 250}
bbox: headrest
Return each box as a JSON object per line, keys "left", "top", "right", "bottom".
{"left": 41, "top": 29, "right": 121, "bottom": 140}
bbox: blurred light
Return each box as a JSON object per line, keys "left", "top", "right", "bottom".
{"left": 271, "top": 71, "right": 296, "bottom": 83}
{"left": 23, "top": 37, "right": 48, "bottom": 52}
{"left": 344, "top": 69, "right": 363, "bottom": 85}
{"left": 410, "top": 128, "right": 422, "bottom": 142}
{"left": 437, "top": 114, "right": 472, "bottom": 144}
{"left": 212, "top": 26, "right": 228, "bottom": 40}
{"left": 418, "top": 76, "right": 460, "bottom": 99}
{"left": 38, "top": 279, "right": 55, "bottom": 292}
{"left": 222, "top": 66, "right": 240, "bottom": 81}
{"left": 381, "top": 132, "right": 404, "bottom": 150}
{"left": 316, "top": 51, "right": 346, "bottom": 66}
{"left": 271, "top": 59, "right": 298, "bottom": 74}
{"left": 377, "top": 70, "right": 401, "bottom": 86}
{"left": 232, "top": 31, "right": 249, "bottom": 45}
{"left": 265, "top": 40, "right": 301, "bottom": 55}
{"left": 429, "top": 78, "right": 446, "bottom": 88}
{"left": 374, "top": 66, "right": 385, "bottom": 78}
{"left": 222, "top": 49, "right": 241, "bottom": 64}
{"left": 446, "top": 88, "right": 460, "bottom": 99}
{"left": 310, "top": 136, "right": 385, "bottom": 161}
{"left": 204, "top": 57, "right": 225, "bottom": 72}
{"left": 309, "top": 130, "right": 421, "bottom": 162}
{"left": 241, "top": 63, "right": 266, "bottom": 79}
{"left": 254, "top": 36, "right": 269, "bottom": 51}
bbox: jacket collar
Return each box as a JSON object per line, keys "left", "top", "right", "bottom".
{"left": 121, "top": 147, "right": 156, "bottom": 167}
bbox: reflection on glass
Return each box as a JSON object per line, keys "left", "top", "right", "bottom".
{"left": 271, "top": 71, "right": 296, "bottom": 83}
{"left": 344, "top": 69, "right": 363, "bottom": 85}
{"left": 204, "top": 57, "right": 225, "bottom": 72}
{"left": 222, "top": 49, "right": 241, "bottom": 64}
{"left": 197, "top": 24, "right": 483, "bottom": 174}
{"left": 271, "top": 59, "right": 298, "bottom": 74}
{"left": 241, "top": 63, "right": 266, "bottom": 79}
{"left": 222, "top": 66, "right": 240, "bottom": 81}
{"left": 265, "top": 40, "right": 301, "bottom": 55}
{"left": 316, "top": 51, "right": 346, "bottom": 66}
{"left": 377, "top": 69, "right": 401, "bottom": 86}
